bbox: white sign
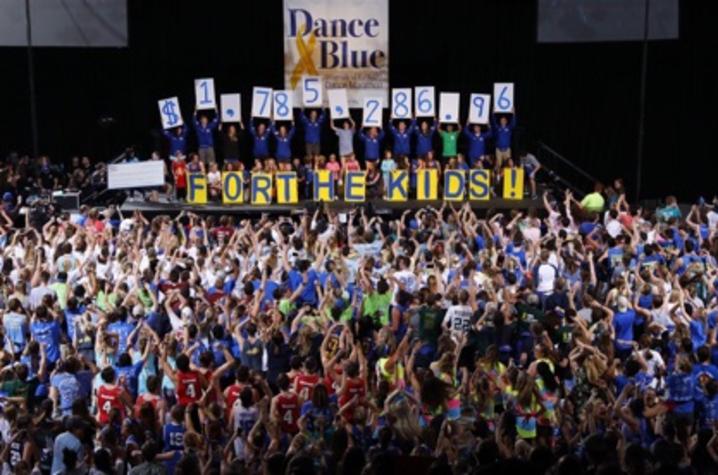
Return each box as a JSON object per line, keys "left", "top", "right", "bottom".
{"left": 273, "top": 90, "right": 294, "bottom": 121}
{"left": 252, "top": 87, "right": 273, "bottom": 118}
{"left": 414, "top": 86, "right": 435, "bottom": 117}
{"left": 194, "top": 78, "right": 216, "bottom": 110}
{"left": 220, "top": 93, "right": 242, "bottom": 122}
{"left": 328, "top": 89, "right": 349, "bottom": 119}
{"left": 493, "top": 82, "right": 515, "bottom": 113}
{"left": 468, "top": 93, "right": 491, "bottom": 124}
{"left": 108, "top": 161, "right": 165, "bottom": 190}
{"left": 158, "top": 97, "right": 184, "bottom": 129}
{"left": 302, "top": 76, "right": 323, "bottom": 107}
{"left": 362, "top": 98, "right": 383, "bottom": 127}
{"left": 439, "top": 93, "right": 460, "bottom": 123}
{"left": 391, "top": 88, "right": 412, "bottom": 119}
{"left": 283, "top": 0, "right": 389, "bottom": 107}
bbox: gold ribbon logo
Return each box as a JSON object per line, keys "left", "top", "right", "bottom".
{"left": 290, "top": 24, "right": 319, "bottom": 89}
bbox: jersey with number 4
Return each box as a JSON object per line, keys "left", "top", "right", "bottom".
{"left": 294, "top": 373, "right": 320, "bottom": 400}
{"left": 177, "top": 370, "right": 202, "bottom": 406}
{"left": 275, "top": 392, "right": 300, "bottom": 434}
{"left": 97, "top": 384, "right": 125, "bottom": 424}
{"left": 443, "top": 305, "right": 473, "bottom": 336}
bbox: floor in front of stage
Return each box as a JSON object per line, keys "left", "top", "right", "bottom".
{"left": 121, "top": 194, "right": 543, "bottom": 217}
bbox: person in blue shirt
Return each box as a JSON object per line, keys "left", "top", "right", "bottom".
{"left": 463, "top": 122, "right": 492, "bottom": 168}
{"left": 300, "top": 108, "right": 325, "bottom": 158}
{"left": 249, "top": 120, "right": 271, "bottom": 160}
{"left": 271, "top": 120, "right": 296, "bottom": 169}
{"left": 491, "top": 112, "right": 516, "bottom": 167}
{"left": 193, "top": 108, "right": 219, "bottom": 166}
{"left": 667, "top": 355, "right": 696, "bottom": 424}
{"left": 163, "top": 125, "right": 188, "bottom": 158}
{"left": 2, "top": 298, "right": 28, "bottom": 355}
{"left": 30, "top": 306, "right": 62, "bottom": 366}
{"left": 286, "top": 259, "right": 319, "bottom": 307}
{"left": 389, "top": 119, "right": 412, "bottom": 158}
{"left": 413, "top": 118, "right": 436, "bottom": 158}
{"left": 613, "top": 296, "right": 637, "bottom": 360}
{"left": 359, "top": 127, "right": 384, "bottom": 163}
{"left": 50, "top": 356, "right": 82, "bottom": 416}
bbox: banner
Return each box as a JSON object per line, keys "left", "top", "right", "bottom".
{"left": 108, "top": 161, "right": 165, "bottom": 190}
{"left": 178, "top": 170, "right": 526, "bottom": 204}
{"left": 283, "top": 0, "right": 389, "bottom": 107}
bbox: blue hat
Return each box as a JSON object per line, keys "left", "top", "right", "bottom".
{"left": 2, "top": 192, "right": 13, "bottom": 202}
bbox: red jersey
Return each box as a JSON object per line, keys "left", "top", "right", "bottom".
{"left": 275, "top": 392, "right": 300, "bottom": 434}
{"left": 294, "top": 373, "right": 320, "bottom": 400}
{"left": 172, "top": 161, "right": 187, "bottom": 189}
{"left": 224, "top": 383, "right": 244, "bottom": 419}
{"left": 339, "top": 377, "right": 366, "bottom": 422}
{"left": 177, "top": 370, "right": 202, "bottom": 406}
{"left": 97, "top": 384, "right": 125, "bottom": 425}
{"left": 134, "top": 393, "right": 161, "bottom": 418}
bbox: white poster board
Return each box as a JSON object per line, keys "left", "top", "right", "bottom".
{"left": 194, "top": 78, "right": 216, "bottom": 110}
{"left": 273, "top": 90, "right": 294, "bottom": 121}
{"left": 362, "top": 98, "right": 383, "bottom": 127}
{"left": 328, "top": 89, "right": 349, "bottom": 119}
{"left": 220, "top": 93, "right": 241, "bottom": 122}
{"left": 414, "top": 86, "right": 435, "bottom": 117}
{"left": 468, "top": 93, "right": 491, "bottom": 124}
{"left": 391, "top": 88, "right": 412, "bottom": 119}
{"left": 439, "top": 92, "right": 460, "bottom": 123}
{"left": 158, "top": 97, "right": 183, "bottom": 129}
{"left": 108, "top": 161, "right": 165, "bottom": 190}
{"left": 493, "top": 82, "right": 515, "bottom": 113}
{"left": 302, "top": 76, "right": 323, "bottom": 107}
{"left": 252, "top": 87, "right": 273, "bottom": 118}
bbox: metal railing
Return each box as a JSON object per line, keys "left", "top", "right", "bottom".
{"left": 536, "top": 141, "right": 598, "bottom": 198}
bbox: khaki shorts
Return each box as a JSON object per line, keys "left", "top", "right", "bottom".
{"left": 496, "top": 147, "right": 511, "bottom": 163}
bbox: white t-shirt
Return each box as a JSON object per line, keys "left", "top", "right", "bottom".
{"left": 536, "top": 263, "right": 558, "bottom": 293}
{"left": 443, "top": 304, "right": 473, "bottom": 336}
{"left": 392, "top": 270, "right": 418, "bottom": 302}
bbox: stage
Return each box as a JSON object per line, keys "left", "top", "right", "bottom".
{"left": 120, "top": 195, "right": 543, "bottom": 217}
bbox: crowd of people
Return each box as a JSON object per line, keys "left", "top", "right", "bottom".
{"left": 0, "top": 155, "right": 717, "bottom": 474}
{"left": 163, "top": 108, "right": 543, "bottom": 202}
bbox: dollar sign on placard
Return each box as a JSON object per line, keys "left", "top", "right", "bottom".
{"left": 162, "top": 101, "right": 179, "bottom": 126}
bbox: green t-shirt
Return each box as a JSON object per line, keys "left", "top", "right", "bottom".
{"left": 418, "top": 305, "right": 445, "bottom": 345}
{"left": 278, "top": 298, "right": 296, "bottom": 316}
{"left": 439, "top": 130, "right": 459, "bottom": 157}
{"left": 0, "top": 379, "right": 29, "bottom": 399}
{"left": 50, "top": 282, "right": 69, "bottom": 310}
{"left": 363, "top": 291, "right": 392, "bottom": 326}
{"left": 580, "top": 192, "right": 605, "bottom": 213}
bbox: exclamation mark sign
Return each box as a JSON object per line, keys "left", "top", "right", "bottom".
{"left": 510, "top": 168, "right": 517, "bottom": 198}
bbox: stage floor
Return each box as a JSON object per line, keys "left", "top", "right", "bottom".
{"left": 121, "top": 195, "right": 542, "bottom": 217}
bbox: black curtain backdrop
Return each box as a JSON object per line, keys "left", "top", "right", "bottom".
{"left": 1, "top": 0, "right": 716, "bottom": 200}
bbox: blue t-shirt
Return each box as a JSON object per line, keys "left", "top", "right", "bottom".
{"left": 31, "top": 320, "right": 61, "bottom": 363}
{"left": 107, "top": 320, "right": 136, "bottom": 354}
{"left": 50, "top": 372, "right": 80, "bottom": 412}
{"left": 613, "top": 310, "right": 636, "bottom": 350}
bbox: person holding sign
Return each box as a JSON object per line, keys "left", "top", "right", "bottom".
{"left": 359, "top": 127, "right": 385, "bottom": 164}
{"left": 271, "top": 120, "right": 296, "bottom": 170}
{"left": 413, "top": 118, "right": 436, "bottom": 159}
{"left": 300, "top": 109, "right": 326, "bottom": 158}
{"left": 463, "top": 123, "right": 493, "bottom": 168}
{"left": 163, "top": 126, "right": 188, "bottom": 159}
{"left": 389, "top": 119, "right": 413, "bottom": 158}
{"left": 492, "top": 111, "right": 517, "bottom": 167}
{"left": 331, "top": 117, "right": 356, "bottom": 159}
{"left": 219, "top": 123, "right": 243, "bottom": 165}
{"left": 437, "top": 120, "right": 461, "bottom": 160}
{"left": 193, "top": 108, "right": 219, "bottom": 166}
{"left": 249, "top": 120, "right": 272, "bottom": 160}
